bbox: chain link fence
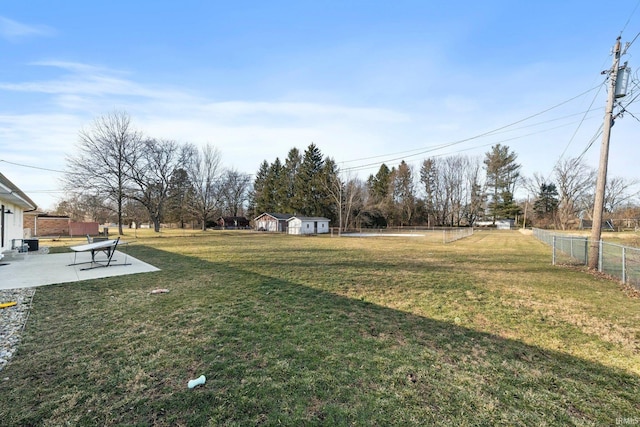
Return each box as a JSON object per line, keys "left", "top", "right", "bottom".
{"left": 532, "top": 228, "right": 640, "bottom": 290}
{"left": 443, "top": 227, "right": 474, "bottom": 243}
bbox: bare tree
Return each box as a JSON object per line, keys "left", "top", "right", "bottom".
{"left": 52, "top": 194, "right": 110, "bottom": 222}
{"left": 340, "top": 174, "right": 364, "bottom": 231}
{"left": 219, "top": 168, "right": 252, "bottom": 217}
{"left": 604, "top": 176, "right": 640, "bottom": 213}
{"left": 64, "top": 111, "right": 142, "bottom": 235}
{"left": 421, "top": 155, "right": 482, "bottom": 226}
{"left": 185, "top": 143, "right": 223, "bottom": 230}
{"left": 126, "top": 139, "right": 189, "bottom": 232}
{"left": 463, "top": 156, "right": 484, "bottom": 226}
{"left": 553, "top": 157, "right": 596, "bottom": 230}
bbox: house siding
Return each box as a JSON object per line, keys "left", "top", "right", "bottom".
{"left": 2, "top": 202, "right": 25, "bottom": 251}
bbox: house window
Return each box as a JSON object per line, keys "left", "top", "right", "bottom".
{"left": 306, "top": 224, "right": 309, "bottom": 228}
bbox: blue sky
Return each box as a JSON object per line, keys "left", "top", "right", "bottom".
{"left": 1, "top": 1, "right": 640, "bottom": 210}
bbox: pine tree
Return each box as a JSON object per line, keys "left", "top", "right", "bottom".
{"left": 366, "top": 164, "right": 394, "bottom": 225}
{"left": 483, "top": 144, "right": 521, "bottom": 222}
{"left": 393, "top": 160, "right": 416, "bottom": 226}
{"left": 252, "top": 160, "right": 271, "bottom": 214}
{"left": 281, "top": 148, "right": 302, "bottom": 213}
{"left": 293, "top": 144, "right": 325, "bottom": 215}
{"left": 533, "top": 182, "right": 559, "bottom": 227}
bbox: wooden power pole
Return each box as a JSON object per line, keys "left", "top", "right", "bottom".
{"left": 588, "top": 37, "right": 622, "bottom": 270}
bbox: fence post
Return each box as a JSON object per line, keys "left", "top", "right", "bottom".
{"left": 622, "top": 246, "right": 627, "bottom": 284}
{"left": 570, "top": 237, "right": 574, "bottom": 259}
{"left": 598, "top": 240, "right": 603, "bottom": 272}
{"left": 584, "top": 238, "right": 589, "bottom": 265}
{"left": 552, "top": 236, "right": 556, "bottom": 265}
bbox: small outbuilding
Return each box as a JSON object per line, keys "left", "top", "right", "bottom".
{"left": 286, "top": 216, "right": 330, "bottom": 235}
{"left": 254, "top": 213, "right": 293, "bottom": 232}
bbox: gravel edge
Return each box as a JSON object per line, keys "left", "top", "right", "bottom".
{"left": 0, "top": 288, "right": 36, "bottom": 371}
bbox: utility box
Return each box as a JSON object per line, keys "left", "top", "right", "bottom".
{"left": 24, "top": 239, "right": 39, "bottom": 252}
{"left": 615, "top": 65, "right": 631, "bottom": 98}
{"left": 13, "top": 238, "right": 39, "bottom": 252}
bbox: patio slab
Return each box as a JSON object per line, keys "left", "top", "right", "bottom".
{"left": 0, "top": 250, "right": 160, "bottom": 290}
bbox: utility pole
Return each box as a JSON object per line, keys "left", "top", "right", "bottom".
{"left": 588, "top": 37, "right": 621, "bottom": 270}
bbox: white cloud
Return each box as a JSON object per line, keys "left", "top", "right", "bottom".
{"left": 0, "top": 61, "right": 414, "bottom": 208}
{"left": 0, "top": 16, "right": 55, "bottom": 41}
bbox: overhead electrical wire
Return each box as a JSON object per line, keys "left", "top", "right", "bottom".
{"left": 620, "top": 0, "right": 640, "bottom": 36}
{"left": 0, "top": 159, "right": 66, "bottom": 174}
{"left": 344, "top": 116, "right": 605, "bottom": 175}
{"left": 553, "top": 78, "right": 607, "bottom": 165}
{"left": 339, "top": 84, "right": 604, "bottom": 174}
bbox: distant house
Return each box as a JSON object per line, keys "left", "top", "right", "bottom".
{"left": 475, "top": 219, "right": 514, "bottom": 229}
{"left": 287, "top": 216, "right": 330, "bottom": 235}
{"left": 254, "top": 213, "right": 293, "bottom": 232}
{"left": 495, "top": 219, "right": 515, "bottom": 230}
{"left": 0, "top": 172, "right": 37, "bottom": 252}
{"left": 217, "top": 216, "right": 250, "bottom": 229}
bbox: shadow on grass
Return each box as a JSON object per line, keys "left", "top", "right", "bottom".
{"left": 0, "top": 245, "right": 638, "bottom": 426}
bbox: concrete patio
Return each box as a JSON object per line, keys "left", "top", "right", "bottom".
{"left": 0, "top": 249, "right": 160, "bottom": 290}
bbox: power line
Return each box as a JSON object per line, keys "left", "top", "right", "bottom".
{"left": 0, "top": 159, "right": 66, "bottom": 174}
{"left": 338, "top": 84, "right": 603, "bottom": 171}
{"left": 549, "top": 77, "right": 607, "bottom": 178}
{"left": 620, "top": 0, "right": 640, "bottom": 36}
{"left": 343, "top": 117, "right": 594, "bottom": 175}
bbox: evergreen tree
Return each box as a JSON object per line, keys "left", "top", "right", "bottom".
{"left": 533, "top": 182, "right": 559, "bottom": 227}
{"left": 367, "top": 164, "right": 392, "bottom": 203}
{"left": 392, "top": 160, "right": 416, "bottom": 226}
{"left": 483, "top": 144, "right": 521, "bottom": 222}
{"left": 281, "top": 148, "right": 302, "bottom": 213}
{"left": 420, "top": 158, "right": 439, "bottom": 227}
{"left": 366, "top": 164, "right": 394, "bottom": 225}
{"left": 251, "top": 160, "right": 270, "bottom": 214}
{"left": 293, "top": 143, "right": 325, "bottom": 215}
{"left": 266, "top": 158, "right": 284, "bottom": 212}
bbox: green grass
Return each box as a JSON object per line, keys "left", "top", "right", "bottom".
{"left": 1, "top": 230, "right": 639, "bottom": 426}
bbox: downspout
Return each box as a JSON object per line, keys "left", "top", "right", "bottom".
{"left": 1, "top": 204, "right": 4, "bottom": 249}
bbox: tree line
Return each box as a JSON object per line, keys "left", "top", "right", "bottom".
{"left": 62, "top": 111, "right": 251, "bottom": 234}
{"left": 58, "top": 111, "right": 640, "bottom": 234}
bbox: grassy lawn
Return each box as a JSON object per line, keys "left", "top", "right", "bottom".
{"left": 1, "top": 230, "right": 639, "bottom": 426}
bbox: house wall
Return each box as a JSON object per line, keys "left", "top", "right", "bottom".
{"left": 256, "top": 217, "right": 284, "bottom": 232}
{"left": 287, "top": 218, "right": 303, "bottom": 234}
{"left": 1, "top": 202, "right": 25, "bottom": 252}
{"left": 287, "top": 219, "right": 330, "bottom": 235}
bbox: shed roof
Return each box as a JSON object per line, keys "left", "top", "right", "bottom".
{"left": 0, "top": 172, "right": 37, "bottom": 210}
{"left": 254, "top": 212, "right": 294, "bottom": 221}
{"left": 287, "top": 216, "right": 330, "bottom": 222}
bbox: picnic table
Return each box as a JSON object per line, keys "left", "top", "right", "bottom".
{"left": 68, "top": 237, "right": 130, "bottom": 270}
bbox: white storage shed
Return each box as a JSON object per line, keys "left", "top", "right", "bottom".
{"left": 286, "top": 216, "right": 330, "bottom": 235}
